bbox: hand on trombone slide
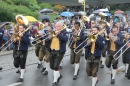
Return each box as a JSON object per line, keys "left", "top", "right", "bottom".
{"left": 48, "top": 35, "right": 53, "bottom": 39}
{"left": 12, "top": 38, "right": 16, "bottom": 43}
{"left": 127, "top": 43, "right": 130, "bottom": 47}
{"left": 87, "top": 40, "right": 91, "bottom": 45}
{"left": 73, "top": 37, "right": 77, "bottom": 42}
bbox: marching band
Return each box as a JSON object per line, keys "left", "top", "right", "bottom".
{"left": 1, "top": 12, "right": 130, "bottom": 86}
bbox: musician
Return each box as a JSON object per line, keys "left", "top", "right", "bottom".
{"left": 0, "top": 24, "right": 4, "bottom": 70}
{"left": 33, "top": 24, "right": 45, "bottom": 69}
{"left": 13, "top": 24, "right": 30, "bottom": 82}
{"left": 127, "top": 42, "right": 130, "bottom": 80}
{"left": 39, "top": 19, "right": 51, "bottom": 75}
{"left": 69, "top": 22, "right": 85, "bottom": 80}
{"left": 122, "top": 34, "right": 130, "bottom": 77}
{"left": 0, "top": 24, "right": 5, "bottom": 51}
{"left": 49, "top": 22, "right": 68, "bottom": 86}
{"left": 85, "top": 26, "right": 105, "bottom": 86}
{"left": 105, "top": 26, "right": 124, "bottom": 84}
{"left": 33, "top": 19, "right": 51, "bottom": 75}
{"left": 115, "top": 22, "right": 125, "bottom": 31}
{"left": 100, "top": 22, "right": 110, "bottom": 68}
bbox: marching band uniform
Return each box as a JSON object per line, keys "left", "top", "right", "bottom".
{"left": 126, "top": 28, "right": 130, "bottom": 80}
{"left": 127, "top": 45, "right": 130, "bottom": 80}
{"left": 100, "top": 26, "right": 110, "bottom": 68}
{"left": 122, "top": 39, "right": 130, "bottom": 77}
{"left": 69, "top": 22, "right": 85, "bottom": 80}
{"left": 85, "top": 27, "right": 105, "bottom": 86}
{"left": 13, "top": 25, "right": 30, "bottom": 82}
{"left": 122, "top": 26, "right": 130, "bottom": 77}
{"left": 41, "top": 27, "right": 52, "bottom": 75}
{"left": 105, "top": 27, "right": 124, "bottom": 84}
{"left": 0, "top": 25, "right": 4, "bottom": 70}
{"left": 50, "top": 22, "right": 68, "bottom": 86}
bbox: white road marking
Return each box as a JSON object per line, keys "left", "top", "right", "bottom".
{"left": 118, "top": 66, "right": 125, "bottom": 70}
{"left": 7, "top": 82, "right": 22, "bottom": 86}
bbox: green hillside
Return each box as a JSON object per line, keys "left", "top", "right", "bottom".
{"left": 0, "top": 0, "right": 57, "bottom": 22}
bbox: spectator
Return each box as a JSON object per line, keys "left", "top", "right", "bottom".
{"left": 0, "top": 23, "right": 4, "bottom": 51}
{"left": 2, "top": 24, "right": 11, "bottom": 51}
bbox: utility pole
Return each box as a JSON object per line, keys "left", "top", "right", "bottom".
{"left": 78, "top": 0, "right": 86, "bottom": 12}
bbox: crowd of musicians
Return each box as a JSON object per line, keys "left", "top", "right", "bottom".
{"left": 0, "top": 13, "right": 130, "bottom": 86}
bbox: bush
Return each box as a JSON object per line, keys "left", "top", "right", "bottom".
{"left": 39, "top": 3, "right": 52, "bottom": 9}
{"left": 5, "top": 0, "right": 13, "bottom": 4}
{"left": 29, "top": 3, "right": 41, "bottom": 11}
{"left": 14, "top": 0, "right": 31, "bottom": 7}
{"left": 0, "top": 7, "right": 15, "bottom": 22}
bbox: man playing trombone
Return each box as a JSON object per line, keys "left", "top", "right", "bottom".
{"left": 105, "top": 26, "right": 124, "bottom": 84}
{"left": 69, "top": 22, "right": 85, "bottom": 80}
{"left": 127, "top": 42, "right": 130, "bottom": 80}
{"left": 49, "top": 22, "right": 68, "bottom": 86}
{"left": 85, "top": 26, "right": 105, "bottom": 86}
{"left": 13, "top": 24, "right": 30, "bottom": 82}
{"left": 100, "top": 22, "right": 111, "bottom": 68}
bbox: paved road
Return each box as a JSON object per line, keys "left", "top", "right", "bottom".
{"left": 0, "top": 50, "right": 130, "bottom": 86}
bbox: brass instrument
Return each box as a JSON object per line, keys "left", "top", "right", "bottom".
{"left": 82, "top": 15, "right": 90, "bottom": 22}
{"left": 113, "top": 39, "right": 130, "bottom": 60}
{"left": 51, "top": 24, "right": 67, "bottom": 37}
{"left": 0, "top": 15, "right": 33, "bottom": 52}
{"left": 97, "top": 12, "right": 108, "bottom": 27}
{"left": 16, "top": 15, "right": 28, "bottom": 26}
{"left": 74, "top": 21, "right": 110, "bottom": 54}
{"left": 38, "top": 22, "right": 44, "bottom": 30}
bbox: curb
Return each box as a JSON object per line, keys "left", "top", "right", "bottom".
{"left": 0, "top": 47, "right": 35, "bottom": 56}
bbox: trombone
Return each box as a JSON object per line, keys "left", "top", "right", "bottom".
{"left": 74, "top": 28, "right": 106, "bottom": 54}
{"left": 0, "top": 25, "right": 33, "bottom": 52}
{"left": 113, "top": 33, "right": 130, "bottom": 60}
{"left": 113, "top": 40, "right": 130, "bottom": 60}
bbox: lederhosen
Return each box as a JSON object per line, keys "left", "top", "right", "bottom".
{"left": 86, "top": 55, "right": 100, "bottom": 77}
{"left": 49, "top": 30, "right": 67, "bottom": 71}
{"left": 86, "top": 35, "right": 105, "bottom": 77}
{"left": 122, "top": 29, "right": 130, "bottom": 64}
{"left": 106, "top": 34, "right": 123, "bottom": 69}
{"left": 70, "top": 29, "right": 85, "bottom": 64}
{"left": 13, "top": 50, "right": 28, "bottom": 69}
{"left": 13, "top": 33, "right": 30, "bottom": 69}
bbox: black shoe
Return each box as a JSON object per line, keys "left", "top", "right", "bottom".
{"left": 125, "top": 73, "right": 127, "bottom": 77}
{"left": 52, "top": 82, "right": 57, "bottom": 86}
{"left": 0, "top": 67, "right": 2, "bottom": 71}
{"left": 43, "top": 71, "right": 48, "bottom": 75}
{"left": 37, "top": 64, "right": 42, "bottom": 68}
{"left": 73, "top": 75, "right": 77, "bottom": 80}
{"left": 100, "top": 65, "right": 104, "bottom": 68}
{"left": 59, "top": 66, "right": 62, "bottom": 69}
{"left": 111, "top": 79, "right": 115, "bottom": 84}
{"left": 41, "top": 68, "right": 46, "bottom": 73}
{"left": 16, "top": 70, "right": 20, "bottom": 74}
{"left": 17, "top": 78, "right": 23, "bottom": 82}
{"left": 57, "top": 75, "right": 62, "bottom": 83}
